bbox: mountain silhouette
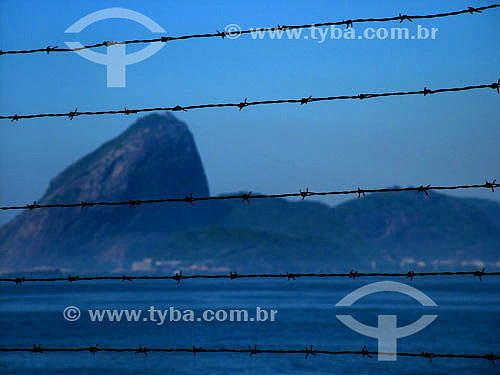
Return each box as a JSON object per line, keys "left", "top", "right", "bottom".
{"left": 0, "top": 113, "right": 212, "bottom": 270}
{"left": 1, "top": 114, "right": 499, "bottom": 273}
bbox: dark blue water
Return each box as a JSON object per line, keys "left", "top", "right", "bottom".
{"left": 1, "top": 277, "right": 499, "bottom": 374}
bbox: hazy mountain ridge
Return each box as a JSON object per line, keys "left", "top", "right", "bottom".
{"left": 149, "top": 194, "right": 500, "bottom": 273}
{"left": 1, "top": 114, "right": 499, "bottom": 273}
{"left": 0, "top": 113, "right": 213, "bottom": 270}
{"left": 333, "top": 190, "right": 500, "bottom": 261}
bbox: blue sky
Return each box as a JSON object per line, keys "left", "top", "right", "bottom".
{"left": 1, "top": 0, "right": 499, "bottom": 225}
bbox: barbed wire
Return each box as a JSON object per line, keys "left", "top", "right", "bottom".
{"left": 1, "top": 269, "right": 499, "bottom": 285}
{"left": 1, "top": 80, "right": 499, "bottom": 122}
{"left": 0, "top": 344, "right": 497, "bottom": 363}
{"left": 1, "top": 4, "right": 499, "bottom": 56}
{"left": 0, "top": 180, "right": 497, "bottom": 211}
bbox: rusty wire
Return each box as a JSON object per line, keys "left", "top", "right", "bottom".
{"left": 0, "top": 4, "right": 499, "bottom": 56}
{"left": 1, "top": 80, "right": 500, "bottom": 122}
{"left": 0, "top": 344, "right": 497, "bottom": 363}
{"left": 0, "top": 180, "right": 497, "bottom": 211}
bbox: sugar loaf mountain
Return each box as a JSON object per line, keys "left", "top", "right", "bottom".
{"left": 1, "top": 113, "right": 499, "bottom": 274}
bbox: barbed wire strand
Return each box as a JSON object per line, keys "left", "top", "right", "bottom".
{"left": 0, "top": 4, "right": 499, "bottom": 56}
{"left": 0, "top": 180, "right": 498, "bottom": 211}
{"left": 0, "top": 345, "right": 497, "bottom": 363}
{"left": 1, "top": 80, "right": 500, "bottom": 122}
{"left": 1, "top": 269, "right": 499, "bottom": 285}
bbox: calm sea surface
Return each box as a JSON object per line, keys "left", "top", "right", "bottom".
{"left": 1, "top": 277, "right": 499, "bottom": 374}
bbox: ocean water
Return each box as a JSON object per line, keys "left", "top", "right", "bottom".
{"left": 0, "top": 277, "right": 499, "bottom": 374}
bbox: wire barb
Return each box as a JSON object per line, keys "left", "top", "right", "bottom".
{"left": 184, "top": 193, "right": 195, "bottom": 205}
{"left": 361, "top": 345, "right": 372, "bottom": 358}
{"left": 406, "top": 270, "right": 416, "bottom": 281}
{"left": 26, "top": 201, "right": 39, "bottom": 210}
{"left": 305, "top": 345, "right": 316, "bottom": 359}
{"left": 45, "top": 45, "right": 58, "bottom": 54}
{"left": 88, "top": 344, "right": 98, "bottom": 355}
{"left": 230, "top": 271, "right": 239, "bottom": 280}
{"left": 299, "top": 187, "right": 311, "bottom": 200}
{"left": 135, "top": 345, "right": 149, "bottom": 356}
{"left": 128, "top": 200, "right": 140, "bottom": 208}
{"left": 485, "top": 179, "right": 497, "bottom": 192}
{"left": 241, "top": 192, "right": 252, "bottom": 204}
{"left": 349, "top": 270, "right": 359, "bottom": 279}
{"left": 121, "top": 275, "right": 132, "bottom": 282}
{"left": 399, "top": 14, "right": 413, "bottom": 23}
{"left": 172, "top": 105, "right": 187, "bottom": 112}
{"left": 80, "top": 201, "right": 93, "bottom": 210}
{"left": 31, "top": 344, "right": 43, "bottom": 353}
{"left": 216, "top": 30, "right": 227, "bottom": 39}
{"left": 485, "top": 352, "right": 496, "bottom": 365}
{"left": 300, "top": 96, "right": 312, "bottom": 105}
{"left": 174, "top": 271, "right": 183, "bottom": 285}
{"left": 15, "top": 276, "right": 25, "bottom": 286}
{"left": 474, "top": 268, "right": 486, "bottom": 281}
{"left": 192, "top": 345, "right": 199, "bottom": 357}
{"left": 418, "top": 185, "right": 431, "bottom": 196}
{"left": 237, "top": 98, "right": 248, "bottom": 111}
{"left": 422, "top": 352, "right": 436, "bottom": 362}
{"left": 491, "top": 79, "right": 500, "bottom": 93}
{"left": 467, "top": 7, "right": 483, "bottom": 14}
{"left": 248, "top": 344, "right": 257, "bottom": 357}
{"left": 357, "top": 188, "right": 365, "bottom": 198}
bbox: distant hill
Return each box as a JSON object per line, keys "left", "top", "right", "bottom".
{"left": 1, "top": 114, "right": 499, "bottom": 273}
{"left": 333, "top": 190, "right": 500, "bottom": 264}
{"left": 0, "top": 113, "right": 213, "bottom": 271}
{"left": 157, "top": 198, "right": 372, "bottom": 272}
{"left": 152, "top": 194, "right": 500, "bottom": 272}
